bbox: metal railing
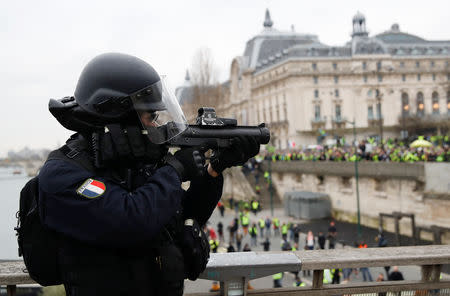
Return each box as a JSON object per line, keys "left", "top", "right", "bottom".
{"left": 1, "top": 245, "right": 449, "bottom": 296}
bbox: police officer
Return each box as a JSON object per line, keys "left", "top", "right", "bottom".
{"left": 41, "top": 53, "right": 261, "bottom": 296}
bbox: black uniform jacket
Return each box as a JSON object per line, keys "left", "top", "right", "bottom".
{"left": 38, "top": 152, "right": 223, "bottom": 295}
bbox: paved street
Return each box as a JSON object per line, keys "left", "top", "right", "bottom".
{"left": 184, "top": 206, "right": 447, "bottom": 294}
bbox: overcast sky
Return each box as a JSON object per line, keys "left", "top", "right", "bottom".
{"left": 1, "top": 0, "right": 449, "bottom": 156}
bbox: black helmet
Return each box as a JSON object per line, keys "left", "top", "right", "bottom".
{"left": 49, "top": 53, "right": 166, "bottom": 131}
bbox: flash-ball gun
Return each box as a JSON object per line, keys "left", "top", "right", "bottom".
{"left": 165, "top": 107, "right": 270, "bottom": 149}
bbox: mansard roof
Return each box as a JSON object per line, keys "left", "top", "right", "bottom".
{"left": 376, "top": 32, "right": 426, "bottom": 43}
{"left": 241, "top": 11, "right": 450, "bottom": 74}
{"left": 243, "top": 31, "right": 319, "bottom": 70}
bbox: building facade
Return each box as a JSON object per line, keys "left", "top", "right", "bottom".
{"left": 179, "top": 10, "right": 450, "bottom": 150}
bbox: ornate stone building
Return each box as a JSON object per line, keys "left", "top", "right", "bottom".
{"left": 179, "top": 10, "right": 450, "bottom": 149}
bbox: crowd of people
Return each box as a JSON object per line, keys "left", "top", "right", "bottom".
{"left": 201, "top": 199, "right": 411, "bottom": 291}
{"left": 260, "top": 136, "right": 450, "bottom": 163}
{"left": 199, "top": 135, "right": 434, "bottom": 291}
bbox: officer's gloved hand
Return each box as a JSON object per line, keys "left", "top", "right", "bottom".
{"left": 97, "top": 124, "right": 167, "bottom": 167}
{"left": 180, "top": 219, "right": 210, "bottom": 281}
{"left": 164, "top": 148, "right": 205, "bottom": 182}
{"left": 210, "top": 135, "right": 261, "bottom": 174}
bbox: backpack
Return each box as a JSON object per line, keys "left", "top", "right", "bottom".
{"left": 15, "top": 143, "right": 95, "bottom": 286}
{"left": 15, "top": 175, "right": 62, "bottom": 286}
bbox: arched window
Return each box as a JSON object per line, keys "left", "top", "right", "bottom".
{"left": 314, "top": 104, "right": 321, "bottom": 121}
{"left": 416, "top": 92, "right": 425, "bottom": 117}
{"left": 335, "top": 105, "right": 342, "bottom": 121}
{"left": 432, "top": 92, "right": 439, "bottom": 114}
{"left": 401, "top": 93, "right": 409, "bottom": 115}
{"left": 367, "top": 105, "right": 374, "bottom": 119}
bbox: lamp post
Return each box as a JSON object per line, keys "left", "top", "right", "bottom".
{"left": 401, "top": 100, "right": 409, "bottom": 140}
{"left": 268, "top": 159, "right": 274, "bottom": 217}
{"left": 267, "top": 137, "right": 276, "bottom": 217}
{"left": 346, "top": 119, "right": 362, "bottom": 239}
{"left": 375, "top": 89, "right": 383, "bottom": 146}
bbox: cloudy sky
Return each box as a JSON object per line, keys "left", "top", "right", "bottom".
{"left": 1, "top": 0, "right": 449, "bottom": 156}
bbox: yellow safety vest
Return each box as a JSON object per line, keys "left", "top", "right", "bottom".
{"left": 323, "top": 269, "right": 332, "bottom": 284}
{"left": 209, "top": 239, "right": 218, "bottom": 250}
{"left": 273, "top": 272, "right": 283, "bottom": 280}
{"left": 242, "top": 215, "right": 249, "bottom": 226}
{"left": 259, "top": 219, "right": 265, "bottom": 228}
{"left": 273, "top": 218, "right": 279, "bottom": 227}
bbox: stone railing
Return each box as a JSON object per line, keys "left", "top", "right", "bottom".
{"left": 1, "top": 245, "right": 449, "bottom": 296}
{"left": 261, "top": 160, "right": 425, "bottom": 181}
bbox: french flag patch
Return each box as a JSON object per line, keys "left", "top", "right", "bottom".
{"left": 76, "top": 178, "right": 106, "bottom": 199}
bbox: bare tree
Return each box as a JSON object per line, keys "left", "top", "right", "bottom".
{"left": 184, "top": 48, "right": 222, "bottom": 121}
{"left": 191, "top": 47, "right": 217, "bottom": 86}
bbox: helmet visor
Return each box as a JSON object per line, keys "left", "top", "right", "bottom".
{"left": 131, "top": 76, "right": 188, "bottom": 144}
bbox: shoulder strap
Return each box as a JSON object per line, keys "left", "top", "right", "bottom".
{"left": 46, "top": 145, "right": 96, "bottom": 174}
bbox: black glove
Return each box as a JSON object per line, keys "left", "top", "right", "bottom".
{"left": 96, "top": 124, "right": 167, "bottom": 167}
{"left": 180, "top": 219, "right": 210, "bottom": 281}
{"left": 210, "top": 135, "right": 261, "bottom": 174}
{"left": 164, "top": 148, "right": 205, "bottom": 182}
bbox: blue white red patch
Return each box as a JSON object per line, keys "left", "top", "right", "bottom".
{"left": 76, "top": 178, "right": 106, "bottom": 199}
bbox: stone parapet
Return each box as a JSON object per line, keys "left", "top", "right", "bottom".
{"left": 262, "top": 161, "right": 425, "bottom": 181}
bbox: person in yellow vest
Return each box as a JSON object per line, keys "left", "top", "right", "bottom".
{"left": 241, "top": 211, "right": 250, "bottom": 235}
{"left": 273, "top": 217, "right": 280, "bottom": 236}
{"left": 331, "top": 268, "right": 342, "bottom": 284}
{"left": 273, "top": 272, "right": 283, "bottom": 288}
{"left": 323, "top": 269, "right": 332, "bottom": 284}
{"left": 209, "top": 239, "right": 219, "bottom": 253}
{"left": 255, "top": 184, "right": 261, "bottom": 195}
{"left": 251, "top": 200, "right": 259, "bottom": 215}
{"left": 436, "top": 151, "right": 444, "bottom": 162}
{"left": 281, "top": 222, "right": 288, "bottom": 240}
{"left": 293, "top": 276, "right": 306, "bottom": 287}
{"left": 249, "top": 223, "right": 258, "bottom": 246}
{"left": 258, "top": 218, "right": 265, "bottom": 238}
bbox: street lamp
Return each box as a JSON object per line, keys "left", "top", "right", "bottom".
{"left": 346, "top": 119, "right": 362, "bottom": 239}
{"left": 402, "top": 104, "right": 409, "bottom": 139}
{"left": 268, "top": 158, "right": 274, "bottom": 217}
{"left": 375, "top": 89, "right": 383, "bottom": 146}
{"left": 266, "top": 140, "right": 276, "bottom": 217}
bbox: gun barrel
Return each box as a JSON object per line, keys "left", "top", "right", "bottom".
{"left": 167, "top": 125, "right": 270, "bottom": 148}
{"left": 183, "top": 125, "right": 270, "bottom": 144}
